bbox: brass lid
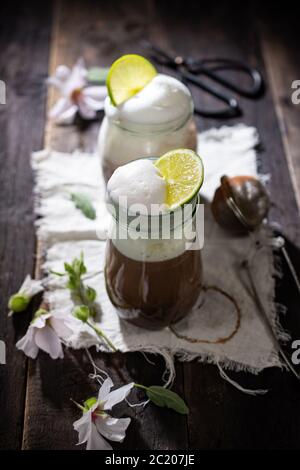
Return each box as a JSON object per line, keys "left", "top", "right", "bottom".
{"left": 219, "top": 175, "right": 270, "bottom": 231}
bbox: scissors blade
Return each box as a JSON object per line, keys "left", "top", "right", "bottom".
{"left": 141, "top": 40, "right": 177, "bottom": 66}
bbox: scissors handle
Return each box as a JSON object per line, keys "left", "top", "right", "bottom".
{"left": 180, "top": 69, "right": 242, "bottom": 118}
{"left": 141, "top": 41, "right": 246, "bottom": 118}
{"left": 189, "top": 58, "right": 264, "bottom": 98}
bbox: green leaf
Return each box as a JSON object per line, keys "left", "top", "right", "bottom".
{"left": 66, "top": 278, "right": 77, "bottom": 290}
{"left": 146, "top": 386, "right": 189, "bottom": 415}
{"left": 87, "top": 67, "right": 109, "bottom": 84}
{"left": 77, "top": 256, "right": 87, "bottom": 276}
{"left": 64, "top": 262, "right": 73, "bottom": 274}
{"left": 85, "top": 286, "right": 97, "bottom": 303}
{"left": 70, "top": 193, "right": 96, "bottom": 220}
{"left": 89, "top": 305, "right": 97, "bottom": 318}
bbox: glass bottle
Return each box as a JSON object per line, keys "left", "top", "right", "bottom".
{"left": 98, "top": 97, "right": 197, "bottom": 182}
{"left": 105, "top": 184, "right": 203, "bottom": 330}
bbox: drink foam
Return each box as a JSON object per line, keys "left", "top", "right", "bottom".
{"left": 107, "top": 159, "right": 166, "bottom": 214}
{"left": 107, "top": 159, "right": 197, "bottom": 262}
{"left": 105, "top": 74, "right": 193, "bottom": 127}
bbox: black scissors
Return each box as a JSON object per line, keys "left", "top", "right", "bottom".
{"left": 142, "top": 41, "right": 264, "bottom": 119}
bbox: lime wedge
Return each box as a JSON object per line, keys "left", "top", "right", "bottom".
{"left": 155, "top": 149, "right": 204, "bottom": 209}
{"left": 106, "top": 54, "right": 157, "bottom": 106}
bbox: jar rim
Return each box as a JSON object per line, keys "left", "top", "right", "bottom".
{"left": 107, "top": 192, "right": 200, "bottom": 236}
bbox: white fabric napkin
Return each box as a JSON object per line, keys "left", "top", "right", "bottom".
{"left": 32, "top": 124, "right": 285, "bottom": 373}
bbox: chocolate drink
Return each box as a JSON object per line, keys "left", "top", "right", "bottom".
{"left": 105, "top": 240, "right": 203, "bottom": 330}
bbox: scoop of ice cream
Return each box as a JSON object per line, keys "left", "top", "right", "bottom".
{"left": 105, "top": 74, "right": 193, "bottom": 127}
{"left": 107, "top": 159, "right": 166, "bottom": 214}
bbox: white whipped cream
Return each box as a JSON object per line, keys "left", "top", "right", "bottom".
{"left": 107, "top": 159, "right": 196, "bottom": 262}
{"left": 105, "top": 74, "right": 193, "bottom": 127}
{"left": 107, "top": 159, "right": 166, "bottom": 213}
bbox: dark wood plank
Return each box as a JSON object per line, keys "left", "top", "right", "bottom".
{"left": 22, "top": 0, "right": 188, "bottom": 450}
{"left": 23, "top": 350, "right": 187, "bottom": 450}
{"left": 260, "top": 5, "right": 300, "bottom": 211}
{"left": 0, "top": 1, "right": 52, "bottom": 449}
{"left": 152, "top": 0, "right": 300, "bottom": 449}
{"left": 183, "top": 239, "right": 300, "bottom": 450}
{"left": 5, "top": 0, "right": 300, "bottom": 450}
{"left": 153, "top": 0, "right": 300, "bottom": 242}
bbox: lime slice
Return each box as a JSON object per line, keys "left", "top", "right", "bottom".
{"left": 155, "top": 149, "right": 204, "bottom": 209}
{"left": 106, "top": 54, "right": 157, "bottom": 106}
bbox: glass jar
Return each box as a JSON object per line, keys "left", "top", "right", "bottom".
{"left": 98, "top": 103, "right": 197, "bottom": 182}
{"left": 105, "top": 189, "right": 203, "bottom": 330}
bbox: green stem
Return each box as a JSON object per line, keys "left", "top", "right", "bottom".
{"left": 87, "top": 320, "right": 117, "bottom": 352}
{"left": 70, "top": 398, "right": 85, "bottom": 411}
{"left": 50, "top": 269, "right": 65, "bottom": 277}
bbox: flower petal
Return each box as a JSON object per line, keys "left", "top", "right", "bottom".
{"left": 63, "top": 58, "right": 87, "bottom": 96}
{"left": 73, "top": 411, "right": 92, "bottom": 444}
{"left": 81, "top": 95, "right": 105, "bottom": 111}
{"left": 55, "top": 65, "right": 71, "bottom": 81}
{"left": 95, "top": 416, "right": 131, "bottom": 442}
{"left": 32, "top": 313, "right": 51, "bottom": 329}
{"left": 82, "top": 86, "right": 107, "bottom": 110}
{"left": 20, "top": 275, "right": 44, "bottom": 298}
{"left": 50, "top": 316, "right": 73, "bottom": 339}
{"left": 49, "top": 97, "right": 72, "bottom": 120}
{"left": 86, "top": 423, "right": 112, "bottom": 450}
{"left": 16, "top": 327, "right": 39, "bottom": 359}
{"left": 82, "top": 86, "right": 107, "bottom": 100}
{"left": 104, "top": 382, "right": 134, "bottom": 410}
{"left": 46, "top": 76, "right": 64, "bottom": 91}
{"left": 34, "top": 325, "right": 63, "bottom": 359}
{"left": 55, "top": 104, "right": 78, "bottom": 124}
{"left": 98, "top": 377, "right": 114, "bottom": 403}
{"left": 77, "top": 99, "right": 97, "bottom": 120}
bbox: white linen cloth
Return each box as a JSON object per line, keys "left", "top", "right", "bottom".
{"left": 32, "top": 124, "right": 285, "bottom": 373}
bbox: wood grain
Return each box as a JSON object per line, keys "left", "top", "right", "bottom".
{"left": 22, "top": 0, "right": 188, "bottom": 450}
{"left": 260, "top": 9, "right": 300, "bottom": 211}
{"left": 154, "top": 0, "right": 300, "bottom": 449}
{"left": 2, "top": 0, "right": 300, "bottom": 450}
{"left": 0, "top": 1, "right": 52, "bottom": 449}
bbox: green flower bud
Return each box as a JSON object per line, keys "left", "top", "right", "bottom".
{"left": 85, "top": 286, "right": 96, "bottom": 303}
{"left": 8, "top": 293, "right": 30, "bottom": 313}
{"left": 73, "top": 305, "right": 90, "bottom": 322}
{"left": 83, "top": 396, "right": 98, "bottom": 412}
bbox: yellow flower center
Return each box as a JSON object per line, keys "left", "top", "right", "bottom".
{"left": 71, "top": 88, "right": 82, "bottom": 104}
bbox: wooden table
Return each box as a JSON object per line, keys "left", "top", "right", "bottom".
{"left": 1, "top": 0, "right": 300, "bottom": 450}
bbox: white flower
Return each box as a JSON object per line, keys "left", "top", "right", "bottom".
{"left": 8, "top": 275, "right": 44, "bottom": 316}
{"left": 20, "top": 274, "right": 44, "bottom": 297}
{"left": 16, "top": 309, "right": 73, "bottom": 359}
{"left": 47, "top": 58, "right": 107, "bottom": 124}
{"left": 73, "top": 377, "right": 134, "bottom": 450}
